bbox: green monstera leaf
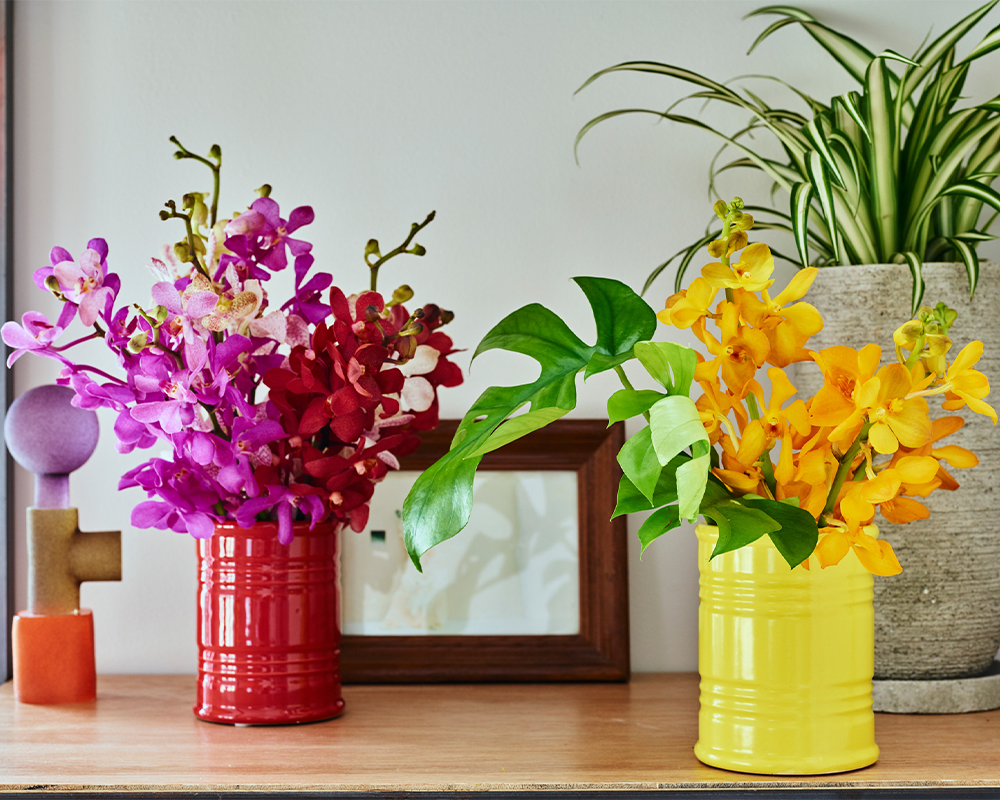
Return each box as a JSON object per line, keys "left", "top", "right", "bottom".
{"left": 402, "top": 277, "right": 656, "bottom": 570}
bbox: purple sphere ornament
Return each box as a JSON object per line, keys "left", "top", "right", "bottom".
{"left": 5, "top": 384, "right": 99, "bottom": 508}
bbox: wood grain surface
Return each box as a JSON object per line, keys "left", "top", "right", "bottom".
{"left": 1, "top": 674, "right": 999, "bottom": 792}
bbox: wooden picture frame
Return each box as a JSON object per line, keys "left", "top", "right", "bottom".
{"left": 1, "top": 0, "right": 14, "bottom": 682}
{"left": 340, "top": 419, "right": 630, "bottom": 683}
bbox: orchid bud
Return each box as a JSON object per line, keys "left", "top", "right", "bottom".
{"left": 893, "top": 320, "right": 924, "bottom": 348}
{"left": 729, "top": 197, "right": 745, "bottom": 211}
{"left": 388, "top": 284, "right": 414, "bottom": 307}
{"left": 395, "top": 335, "right": 418, "bottom": 360}
{"left": 153, "top": 305, "right": 169, "bottom": 325}
{"left": 364, "top": 304, "right": 381, "bottom": 323}
{"left": 365, "top": 239, "right": 381, "bottom": 261}
{"left": 713, "top": 200, "right": 728, "bottom": 220}
{"left": 439, "top": 308, "right": 455, "bottom": 325}
{"left": 255, "top": 184, "right": 271, "bottom": 199}
{"left": 209, "top": 144, "right": 222, "bottom": 160}
{"left": 727, "top": 230, "right": 748, "bottom": 255}
{"left": 409, "top": 243, "right": 427, "bottom": 257}
{"left": 44, "top": 275, "right": 61, "bottom": 293}
{"left": 419, "top": 304, "right": 441, "bottom": 328}
{"left": 707, "top": 239, "right": 726, "bottom": 258}
{"left": 159, "top": 210, "right": 171, "bottom": 221}
{"left": 174, "top": 241, "right": 193, "bottom": 264}
{"left": 127, "top": 332, "right": 148, "bottom": 354}
{"left": 735, "top": 213, "right": 755, "bottom": 231}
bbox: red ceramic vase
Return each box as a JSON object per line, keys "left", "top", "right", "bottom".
{"left": 194, "top": 520, "right": 345, "bottom": 724}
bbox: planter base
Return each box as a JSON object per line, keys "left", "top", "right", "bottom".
{"left": 694, "top": 743, "right": 879, "bottom": 776}
{"left": 873, "top": 660, "right": 1000, "bottom": 714}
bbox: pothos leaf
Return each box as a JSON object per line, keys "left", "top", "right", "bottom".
{"left": 404, "top": 277, "right": 653, "bottom": 570}
{"left": 637, "top": 505, "right": 682, "bottom": 556}
{"left": 573, "top": 276, "right": 657, "bottom": 357}
{"left": 607, "top": 388, "right": 665, "bottom": 425}
{"left": 617, "top": 426, "right": 662, "bottom": 503}
{"left": 612, "top": 453, "right": 687, "bottom": 518}
{"left": 677, "top": 439, "right": 712, "bottom": 522}
{"left": 741, "top": 495, "right": 820, "bottom": 568}
{"left": 634, "top": 341, "right": 698, "bottom": 396}
{"left": 649, "top": 395, "right": 709, "bottom": 468}
{"left": 702, "top": 499, "right": 782, "bottom": 559}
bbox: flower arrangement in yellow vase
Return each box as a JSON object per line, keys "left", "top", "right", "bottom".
{"left": 660, "top": 198, "right": 996, "bottom": 576}
{"left": 401, "top": 196, "right": 994, "bottom": 577}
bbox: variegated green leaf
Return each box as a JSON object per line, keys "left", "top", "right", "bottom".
{"left": 834, "top": 90, "right": 872, "bottom": 143}
{"left": 806, "top": 117, "right": 846, "bottom": 187}
{"left": 866, "top": 55, "right": 899, "bottom": 259}
{"left": 805, "top": 151, "right": 841, "bottom": 263}
{"left": 790, "top": 181, "right": 814, "bottom": 267}
{"left": 894, "top": 251, "right": 925, "bottom": 315}
{"left": 954, "top": 2, "right": 1000, "bottom": 65}
{"left": 576, "top": 109, "right": 795, "bottom": 194}
{"left": 945, "top": 235, "right": 981, "bottom": 298}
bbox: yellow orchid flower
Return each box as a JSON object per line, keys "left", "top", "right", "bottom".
{"left": 840, "top": 456, "right": 938, "bottom": 525}
{"left": 735, "top": 368, "right": 810, "bottom": 485}
{"left": 887, "top": 416, "right": 975, "bottom": 497}
{"left": 701, "top": 242, "right": 775, "bottom": 292}
{"left": 657, "top": 277, "right": 718, "bottom": 329}
{"left": 940, "top": 341, "right": 998, "bottom": 423}
{"left": 695, "top": 302, "right": 769, "bottom": 398}
{"left": 856, "top": 363, "right": 932, "bottom": 454}
{"left": 808, "top": 344, "right": 882, "bottom": 443}
{"left": 737, "top": 267, "right": 823, "bottom": 367}
{"left": 813, "top": 522, "right": 902, "bottom": 576}
{"left": 714, "top": 444, "right": 767, "bottom": 496}
{"left": 695, "top": 379, "right": 737, "bottom": 445}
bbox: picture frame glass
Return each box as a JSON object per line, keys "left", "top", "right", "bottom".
{"left": 341, "top": 470, "right": 580, "bottom": 636}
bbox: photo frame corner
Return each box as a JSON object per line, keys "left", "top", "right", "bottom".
{"left": 340, "top": 418, "right": 630, "bottom": 684}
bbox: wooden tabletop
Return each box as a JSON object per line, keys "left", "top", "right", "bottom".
{"left": 1, "top": 673, "right": 998, "bottom": 796}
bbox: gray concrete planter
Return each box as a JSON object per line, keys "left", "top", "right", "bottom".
{"left": 791, "top": 262, "right": 1000, "bottom": 680}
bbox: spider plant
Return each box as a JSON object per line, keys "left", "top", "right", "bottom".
{"left": 576, "top": 1, "right": 1000, "bottom": 315}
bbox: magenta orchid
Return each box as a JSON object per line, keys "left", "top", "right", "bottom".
{"left": 3, "top": 138, "right": 461, "bottom": 545}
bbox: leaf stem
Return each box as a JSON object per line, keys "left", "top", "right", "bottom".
{"left": 614, "top": 365, "right": 651, "bottom": 423}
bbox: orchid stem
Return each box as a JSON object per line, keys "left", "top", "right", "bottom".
{"left": 368, "top": 211, "right": 435, "bottom": 292}
{"left": 169, "top": 136, "right": 222, "bottom": 228}
{"left": 746, "top": 393, "right": 777, "bottom": 497}
{"left": 52, "top": 332, "right": 102, "bottom": 351}
{"left": 821, "top": 422, "right": 871, "bottom": 521}
{"left": 70, "top": 365, "right": 128, "bottom": 385}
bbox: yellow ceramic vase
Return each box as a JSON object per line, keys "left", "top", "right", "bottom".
{"left": 695, "top": 525, "right": 879, "bottom": 775}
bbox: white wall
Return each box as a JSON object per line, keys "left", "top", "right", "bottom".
{"left": 10, "top": 0, "right": 1000, "bottom": 673}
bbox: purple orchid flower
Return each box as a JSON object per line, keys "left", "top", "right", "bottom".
{"left": 251, "top": 198, "right": 314, "bottom": 272}
{"left": 280, "top": 253, "right": 333, "bottom": 325}
{"left": 1, "top": 310, "right": 73, "bottom": 366}
{"left": 150, "top": 280, "right": 218, "bottom": 364}
{"left": 41, "top": 239, "right": 120, "bottom": 327}
{"left": 236, "top": 484, "right": 326, "bottom": 545}
{"left": 122, "top": 457, "right": 226, "bottom": 539}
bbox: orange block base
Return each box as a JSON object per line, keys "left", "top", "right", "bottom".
{"left": 12, "top": 609, "right": 97, "bottom": 704}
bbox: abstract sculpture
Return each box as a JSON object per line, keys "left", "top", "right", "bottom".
{"left": 4, "top": 384, "right": 121, "bottom": 703}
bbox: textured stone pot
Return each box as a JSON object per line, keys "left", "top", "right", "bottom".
{"left": 791, "top": 262, "right": 1000, "bottom": 680}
